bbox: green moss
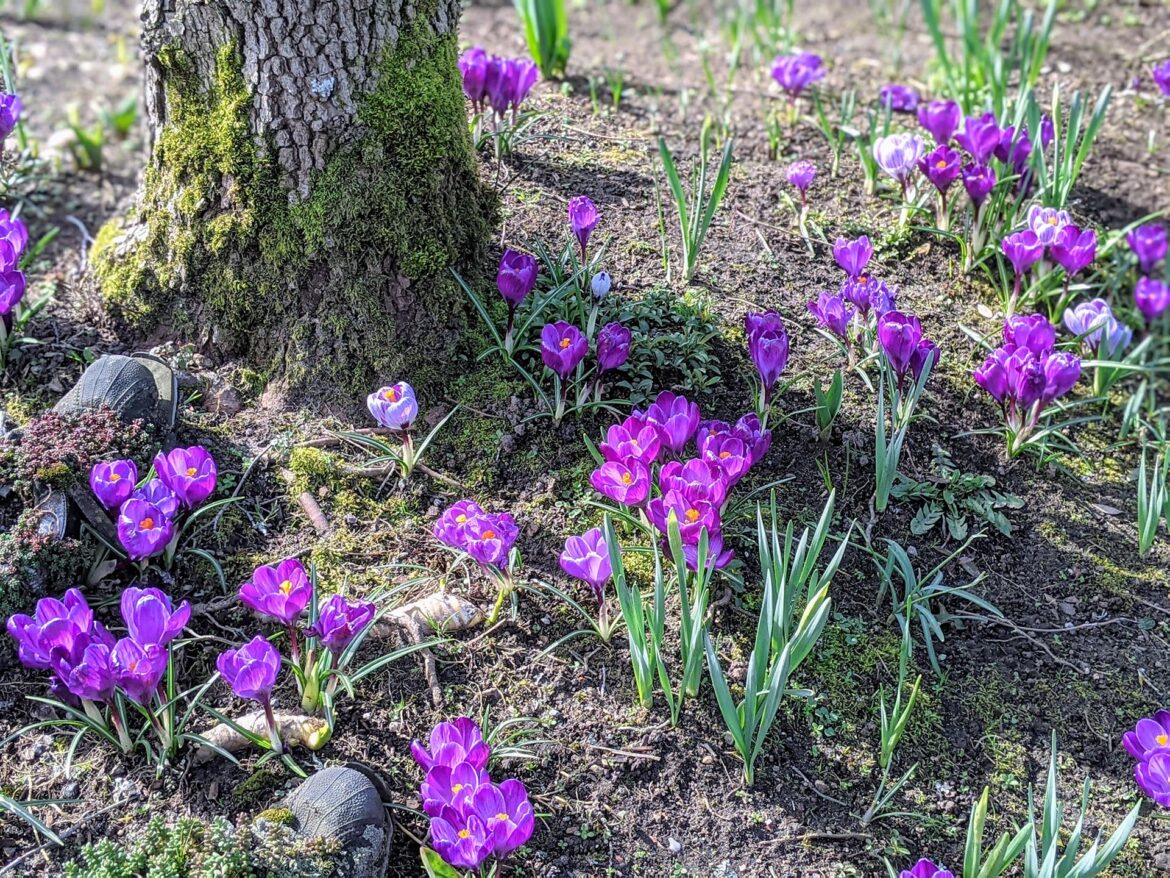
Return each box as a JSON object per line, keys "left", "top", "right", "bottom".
{"left": 287, "top": 447, "right": 341, "bottom": 498}
{"left": 93, "top": 12, "right": 495, "bottom": 395}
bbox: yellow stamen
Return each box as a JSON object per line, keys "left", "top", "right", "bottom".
{"left": 1158, "top": 733, "right": 1169, "bottom": 746}
{"left": 186, "top": 467, "right": 197, "bottom": 477}
{"left": 141, "top": 517, "right": 155, "bottom": 531}
{"left": 110, "top": 473, "right": 121, "bottom": 482}
{"left": 458, "top": 829, "right": 471, "bottom": 839}
{"left": 935, "top": 159, "right": 947, "bottom": 169}
{"left": 1047, "top": 216, "right": 1058, "bottom": 224}
{"left": 495, "top": 812, "right": 509, "bottom": 822}
{"left": 452, "top": 783, "right": 464, "bottom": 794}
{"left": 482, "top": 529, "right": 496, "bottom": 540}
{"left": 621, "top": 473, "right": 632, "bottom": 485}
{"left": 456, "top": 514, "right": 467, "bottom": 523}
{"left": 719, "top": 451, "right": 731, "bottom": 459}
{"left": 279, "top": 580, "right": 293, "bottom": 595}
{"left": 685, "top": 509, "right": 700, "bottom": 523}
{"left": 383, "top": 387, "right": 399, "bottom": 402}
{"left": 559, "top": 338, "right": 571, "bottom": 349}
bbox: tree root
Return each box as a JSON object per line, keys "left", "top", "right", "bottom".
{"left": 372, "top": 593, "right": 483, "bottom": 709}
{"left": 193, "top": 712, "right": 331, "bottom": 764}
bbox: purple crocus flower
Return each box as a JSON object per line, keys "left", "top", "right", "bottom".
{"left": 367, "top": 382, "right": 418, "bottom": 431}
{"left": 647, "top": 488, "right": 721, "bottom": 545}
{"left": 659, "top": 458, "right": 729, "bottom": 507}
{"left": 154, "top": 446, "right": 217, "bottom": 509}
{"left": 0, "top": 270, "right": 23, "bottom": 315}
{"left": 1050, "top": 225, "right": 1097, "bottom": 278}
{"left": 597, "top": 322, "right": 632, "bottom": 373}
{"left": 698, "top": 432, "right": 751, "bottom": 486}
{"left": 900, "top": 858, "right": 955, "bottom": 878}
{"left": 1003, "top": 314, "right": 1056, "bottom": 356}
{"left": 421, "top": 761, "right": 489, "bottom": 818}
{"left": 995, "top": 125, "right": 1033, "bottom": 171}
{"left": 973, "top": 346, "right": 1014, "bottom": 405}
{"left": 1062, "top": 299, "right": 1131, "bottom": 357}
{"left": 462, "top": 512, "right": 519, "bottom": 569}
{"left": 1026, "top": 205, "right": 1071, "bottom": 247}
{"left": 833, "top": 235, "right": 872, "bottom": 278}
{"left": 116, "top": 498, "right": 174, "bottom": 561}
{"left": 120, "top": 586, "right": 190, "bottom": 650}
{"left": 590, "top": 459, "right": 650, "bottom": 507}
{"left": 1041, "top": 352, "right": 1081, "bottom": 404}
{"left": 1127, "top": 223, "right": 1167, "bottom": 275}
{"left": 645, "top": 390, "right": 700, "bottom": 455}
{"left": 1152, "top": 60, "right": 1170, "bottom": 97}
{"left": 600, "top": 420, "right": 661, "bottom": 466}
{"left": 56, "top": 641, "right": 115, "bottom": 704}
{"left": 1135, "top": 277, "right": 1170, "bottom": 325}
{"left": 734, "top": 412, "right": 772, "bottom": 465}
{"left": 591, "top": 271, "right": 612, "bottom": 301}
{"left": 567, "top": 196, "right": 599, "bottom": 259}
{"left": 484, "top": 57, "right": 513, "bottom": 116}
{"left": 6, "top": 588, "right": 96, "bottom": 671}
{"left": 411, "top": 717, "right": 491, "bottom": 772}
{"left": 840, "top": 274, "right": 891, "bottom": 315}
{"left": 216, "top": 634, "right": 280, "bottom": 705}
{"left": 1136, "top": 751, "right": 1170, "bottom": 808}
{"left": 459, "top": 48, "right": 489, "bottom": 106}
{"left": 560, "top": 527, "right": 612, "bottom": 603}
{"left": 432, "top": 499, "right": 485, "bottom": 549}
{"left": 879, "top": 84, "right": 918, "bottom": 112}
{"left": 89, "top": 459, "right": 138, "bottom": 510}
{"left": 132, "top": 478, "right": 179, "bottom": 519}
{"left": 1123, "top": 710, "right": 1170, "bottom": 761}
{"left": 916, "top": 99, "right": 960, "bottom": 145}
{"left": 470, "top": 779, "right": 536, "bottom": 858}
{"left": 909, "top": 338, "right": 939, "bottom": 381}
{"left": 876, "top": 310, "right": 923, "bottom": 379}
{"left": 112, "top": 637, "right": 169, "bottom": 705}
{"left": 808, "top": 290, "right": 855, "bottom": 340}
{"left": 745, "top": 311, "right": 790, "bottom": 400}
{"left": 0, "top": 210, "right": 28, "bottom": 256}
{"left": 955, "top": 113, "right": 1002, "bottom": 164}
{"left": 676, "top": 529, "right": 735, "bottom": 572}
{"left": 507, "top": 60, "right": 538, "bottom": 110}
{"left": 1001, "top": 229, "right": 1044, "bottom": 275}
{"left": 430, "top": 807, "right": 493, "bottom": 870}
{"left": 1008, "top": 347, "right": 1048, "bottom": 409}
{"left": 873, "top": 133, "right": 925, "bottom": 185}
{"left": 307, "top": 594, "right": 376, "bottom": 655}
{"left": 239, "top": 557, "right": 312, "bottom": 626}
{"left": 540, "top": 321, "right": 588, "bottom": 379}
{"left": 918, "top": 145, "right": 961, "bottom": 195}
{"left": 786, "top": 160, "right": 816, "bottom": 202}
{"left": 770, "top": 52, "right": 824, "bottom": 98}
{"left": 962, "top": 163, "right": 996, "bottom": 206}
{"left": 497, "top": 249, "right": 538, "bottom": 308}
{"left": 0, "top": 94, "right": 20, "bottom": 141}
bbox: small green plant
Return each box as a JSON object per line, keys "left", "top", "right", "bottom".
{"left": 1025, "top": 83, "right": 1111, "bottom": 212}
{"left": 873, "top": 537, "right": 999, "bottom": 674}
{"left": 515, "top": 0, "right": 570, "bottom": 79}
{"left": 874, "top": 348, "right": 935, "bottom": 514}
{"left": 890, "top": 444, "right": 1023, "bottom": 541}
{"left": 813, "top": 369, "right": 844, "bottom": 440}
{"left": 65, "top": 105, "right": 104, "bottom": 172}
{"left": 1137, "top": 440, "right": 1168, "bottom": 556}
{"left": 861, "top": 614, "right": 921, "bottom": 825}
{"left": 98, "top": 93, "right": 139, "bottom": 140}
{"left": 812, "top": 89, "right": 856, "bottom": 178}
{"left": 705, "top": 491, "right": 844, "bottom": 785}
{"left": 0, "top": 792, "right": 64, "bottom": 846}
{"left": 657, "top": 123, "right": 734, "bottom": 283}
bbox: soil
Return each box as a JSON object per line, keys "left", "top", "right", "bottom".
{"left": 0, "top": 0, "right": 1169, "bottom": 877}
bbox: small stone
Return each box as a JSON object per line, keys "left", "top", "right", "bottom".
{"left": 668, "top": 837, "right": 682, "bottom": 854}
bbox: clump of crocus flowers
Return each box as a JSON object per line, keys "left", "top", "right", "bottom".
{"left": 232, "top": 556, "right": 375, "bottom": 721}
{"left": 459, "top": 47, "right": 538, "bottom": 155}
{"left": 434, "top": 500, "right": 520, "bottom": 624}
{"left": 412, "top": 717, "right": 535, "bottom": 870}
{"left": 0, "top": 208, "right": 28, "bottom": 324}
{"left": 807, "top": 234, "right": 900, "bottom": 366}
{"left": 8, "top": 586, "right": 190, "bottom": 758}
{"left": 1123, "top": 709, "right": 1170, "bottom": 808}
{"left": 1128, "top": 223, "right": 1168, "bottom": 331}
{"left": 974, "top": 314, "right": 1082, "bottom": 457}
{"left": 745, "top": 311, "right": 790, "bottom": 424}
{"left": 90, "top": 445, "right": 218, "bottom": 568}
{"left": 999, "top": 206, "right": 1098, "bottom": 314}
{"left": 786, "top": 160, "right": 816, "bottom": 234}
{"left": 586, "top": 389, "right": 771, "bottom": 574}
{"left": 770, "top": 51, "right": 824, "bottom": 111}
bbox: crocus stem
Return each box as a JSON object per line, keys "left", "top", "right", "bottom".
{"left": 105, "top": 705, "right": 133, "bottom": 753}
{"left": 400, "top": 430, "right": 415, "bottom": 477}
{"left": 301, "top": 670, "right": 322, "bottom": 715}
{"left": 288, "top": 625, "right": 301, "bottom": 667}
{"left": 553, "top": 378, "right": 567, "bottom": 425}
{"left": 504, "top": 307, "right": 515, "bottom": 355}
{"left": 263, "top": 699, "right": 284, "bottom": 754}
{"left": 485, "top": 572, "right": 514, "bottom": 626}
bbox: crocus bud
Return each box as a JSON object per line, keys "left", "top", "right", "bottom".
{"left": 962, "top": 162, "right": 996, "bottom": 206}
{"left": 90, "top": 459, "right": 138, "bottom": 510}
{"left": 833, "top": 235, "right": 872, "bottom": 278}
{"left": 770, "top": 52, "right": 824, "bottom": 98}
{"left": 879, "top": 84, "right": 918, "bottom": 112}
{"left": 596, "top": 322, "right": 631, "bottom": 373}
{"left": 590, "top": 270, "right": 612, "bottom": 300}
{"left": 1001, "top": 230, "right": 1043, "bottom": 276}
{"left": 955, "top": 113, "right": 1002, "bottom": 164}
{"left": 497, "top": 249, "right": 538, "bottom": 307}
{"left": 0, "top": 94, "right": 21, "bottom": 141}
{"left": 916, "top": 99, "right": 960, "bottom": 145}
{"left": 1050, "top": 225, "right": 1097, "bottom": 278}
{"left": 873, "top": 133, "right": 924, "bottom": 184}
{"left": 807, "top": 290, "right": 854, "bottom": 340}
{"left": 1127, "top": 224, "right": 1167, "bottom": 276}
{"left": 1135, "top": 277, "right": 1170, "bottom": 325}
{"left": 568, "top": 196, "right": 599, "bottom": 258}
{"left": 876, "top": 310, "right": 922, "bottom": 379}
{"left": 786, "top": 160, "right": 816, "bottom": 197}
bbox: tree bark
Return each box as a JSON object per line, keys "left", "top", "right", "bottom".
{"left": 94, "top": 0, "right": 495, "bottom": 398}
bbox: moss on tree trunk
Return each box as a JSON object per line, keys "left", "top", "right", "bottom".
{"left": 93, "top": 0, "right": 495, "bottom": 396}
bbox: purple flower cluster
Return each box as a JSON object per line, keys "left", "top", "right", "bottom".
{"left": 0, "top": 209, "right": 29, "bottom": 317}
{"left": 1062, "top": 298, "right": 1131, "bottom": 358}
{"left": 412, "top": 717, "right": 535, "bottom": 869}
{"left": 434, "top": 500, "right": 520, "bottom": 571}
{"left": 1152, "top": 60, "right": 1170, "bottom": 97}
{"left": 0, "top": 93, "right": 21, "bottom": 142}
{"left": 589, "top": 390, "right": 771, "bottom": 570}
{"left": 877, "top": 310, "right": 938, "bottom": 387}
{"left": 806, "top": 235, "right": 901, "bottom": 355}
{"left": 1127, "top": 223, "right": 1168, "bottom": 326}
{"left": 1122, "top": 709, "right": 1170, "bottom": 808}
{"left": 7, "top": 586, "right": 189, "bottom": 708}
{"left": 459, "top": 48, "right": 538, "bottom": 120}
{"left": 974, "top": 315, "right": 1081, "bottom": 452}
{"left": 879, "top": 84, "right": 919, "bottom": 113}
{"left": 1001, "top": 211, "right": 1097, "bottom": 309}
{"left": 745, "top": 311, "right": 790, "bottom": 407}
{"left": 91, "top": 446, "right": 217, "bottom": 561}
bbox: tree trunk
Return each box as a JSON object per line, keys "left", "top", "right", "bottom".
{"left": 93, "top": 0, "right": 495, "bottom": 398}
